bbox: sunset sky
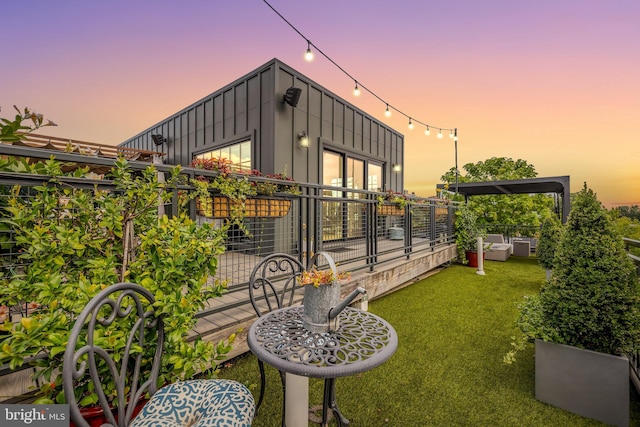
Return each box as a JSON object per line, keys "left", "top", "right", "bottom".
{"left": 2, "top": 0, "right": 638, "bottom": 207}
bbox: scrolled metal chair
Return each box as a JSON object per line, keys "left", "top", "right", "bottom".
{"left": 248, "top": 253, "right": 305, "bottom": 426}
{"left": 62, "top": 282, "right": 255, "bottom": 427}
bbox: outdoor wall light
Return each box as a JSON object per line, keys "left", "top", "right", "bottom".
{"left": 151, "top": 134, "right": 166, "bottom": 146}
{"left": 392, "top": 163, "right": 402, "bottom": 173}
{"left": 284, "top": 87, "right": 302, "bottom": 107}
{"left": 298, "top": 131, "right": 310, "bottom": 148}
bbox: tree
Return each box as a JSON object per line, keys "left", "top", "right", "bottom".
{"left": 612, "top": 205, "right": 640, "bottom": 221}
{"left": 440, "top": 157, "right": 555, "bottom": 230}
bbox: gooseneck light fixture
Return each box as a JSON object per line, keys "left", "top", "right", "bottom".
{"left": 298, "top": 131, "right": 310, "bottom": 148}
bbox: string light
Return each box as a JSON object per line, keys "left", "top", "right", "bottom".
{"left": 304, "top": 40, "right": 314, "bottom": 62}
{"left": 261, "top": 0, "right": 456, "bottom": 140}
{"left": 449, "top": 130, "right": 454, "bottom": 139}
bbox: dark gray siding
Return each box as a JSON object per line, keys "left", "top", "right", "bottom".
{"left": 120, "top": 58, "right": 404, "bottom": 192}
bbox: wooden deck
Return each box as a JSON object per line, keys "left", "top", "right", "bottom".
{"left": 0, "top": 244, "right": 456, "bottom": 402}
{"left": 193, "top": 244, "right": 457, "bottom": 362}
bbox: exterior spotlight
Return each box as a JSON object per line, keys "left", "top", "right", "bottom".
{"left": 284, "top": 87, "right": 302, "bottom": 107}
{"left": 392, "top": 163, "right": 402, "bottom": 173}
{"left": 151, "top": 134, "right": 166, "bottom": 146}
{"left": 298, "top": 131, "right": 309, "bottom": 148}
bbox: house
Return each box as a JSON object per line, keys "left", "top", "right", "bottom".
{"left": 120, "top": 58, "right": 404, "bottom": 196}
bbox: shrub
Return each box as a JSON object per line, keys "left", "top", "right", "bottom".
{"left": 454, "top": 204, "right": 486, "bottom": 264}
{"left": 506, "top": 183, "right": 640, "bottom": 363}
{"left": 536, "top": 215, "right": 563, "bottom": 271}
{"left": 539, "top": 184, "right": 640, "bottom": 354}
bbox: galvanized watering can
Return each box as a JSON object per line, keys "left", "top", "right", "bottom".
{"left": 302, "top": 251, "right": 366, "bottom": 333}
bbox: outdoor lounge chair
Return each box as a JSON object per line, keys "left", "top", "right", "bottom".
{"left": 484, "top": 234, "right": 512, "bottom": 262}
{"left": 62, "top": 282, "right": 255, "bottom": 427}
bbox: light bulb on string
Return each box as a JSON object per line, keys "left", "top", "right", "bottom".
{"left": 454, "top": 128, "right": 458, "bottom": 141}
{"left": 263, "top": 0, "right": 458, "bottom": 145}
{"left": 304, "top": 41, "right": 314, "bottom": 62}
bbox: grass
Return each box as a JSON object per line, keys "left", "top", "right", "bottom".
{"left": 218, "top": 257, "right": 640, "bottom": 426}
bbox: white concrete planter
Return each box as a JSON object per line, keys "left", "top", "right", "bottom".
{"left": 535, "top": 339, "right": 629, "bottom": 427}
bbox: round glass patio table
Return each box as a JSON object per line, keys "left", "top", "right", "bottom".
{"left": 247, "top": 305, "right": 398, "bottom": 426}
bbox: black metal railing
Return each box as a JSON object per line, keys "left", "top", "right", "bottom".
{"left": 624, "top": 237, "right": 640, "bottom": 394}
{"left": 0, "top": 147, "right": 459, "bottom": 324}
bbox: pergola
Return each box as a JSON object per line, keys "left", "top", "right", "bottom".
{"left": 437, "top": 176, "right": 570, "bottom": 223}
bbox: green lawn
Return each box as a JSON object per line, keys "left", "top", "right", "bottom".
{"left": 219, "top": 257, "right": 640, "bottom": 426}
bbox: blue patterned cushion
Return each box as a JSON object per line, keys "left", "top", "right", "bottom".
{"left": 131, "top": 379, "right": 255, "bottom": 427}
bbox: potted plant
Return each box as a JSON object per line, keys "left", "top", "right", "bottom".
{"left": 454, "top": 204, "right": 486, "bottom": 267}
{"left": 505, "top": 184, "right": 640, "bottom": 427}
{"left": 376, "top": 190, "right": 412, "bottom": 216}
{"left": 296, "top": 253, "right": 351, "bottom": 333}
{"left": 190, "top": 158, "right": 298, "bottom": 219}
{"left": 0, "top": 156, "right": 234, "bottom": 413}
{"left": 536, "top": 214, "right": 563, "bottom": 280}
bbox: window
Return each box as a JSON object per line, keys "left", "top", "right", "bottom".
{"left": 368, "top": 163, "right": 382, "bottom": 192}
{"left": 195, "top": 140, "right": 251, "bottom": 171}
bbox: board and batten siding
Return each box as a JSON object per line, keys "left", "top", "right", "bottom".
{"left": 120, "top": 58, "right": 404, "bottom": 192}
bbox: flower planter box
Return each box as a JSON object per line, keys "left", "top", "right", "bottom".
{"left": 377, "top": 204, "right": 404, "bottom": 216}
{"left": 535, "top": 339, "right": 629, "bottom": 427}
{"left": 197, "top": 196, "right": 291, "bottom": 219}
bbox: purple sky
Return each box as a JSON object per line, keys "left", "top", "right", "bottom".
{"left": 2, "top": 0, "right": 639, "bottom": 206}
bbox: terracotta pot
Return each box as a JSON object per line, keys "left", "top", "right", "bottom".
{"left": 465, "top": 251, "right": 485, "bottom": 268}
{"left": 70, "top": 400, "right": 146, "bottom": 427}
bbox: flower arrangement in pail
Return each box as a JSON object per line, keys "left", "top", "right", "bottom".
{"left": 297, "top": 266, "right": 351, "bottom": 288}
{"left": 297, "top": 252, "right": 354, "bottom": 333}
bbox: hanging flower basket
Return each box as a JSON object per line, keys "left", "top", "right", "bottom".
{"left": 196, "top": 196, "right": 291, "bottom": 219}
{"left": 377, "top": 204, "right": 404, "bottom": 216}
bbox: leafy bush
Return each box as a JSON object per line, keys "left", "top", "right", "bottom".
{"left": 536, "top": 215, "right": 563, "bottom": 271}
{"left": 0, "top": 158, "right": 233, "bottom": 405}
{"left": 455, "top": 204, "right": 486, "bottom": 264}
{"left": 506, "top": 184, "right": 640, "bottom": 362}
